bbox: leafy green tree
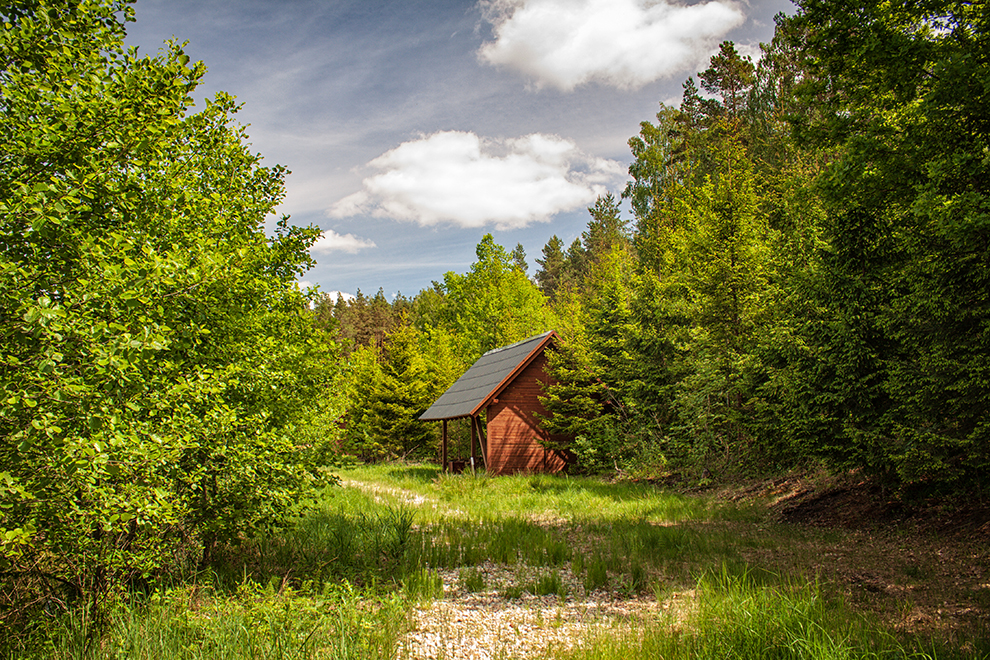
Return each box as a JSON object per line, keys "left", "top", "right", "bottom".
{"left": 647, "top": 126, "right": 773, "bottom": 471}
{"left": 536, "top": 193, "right": 638, "bottom": 474}
{"left": 0, "top": 0, "right": 336, "bottom": 623}
{"left": 625, "top": 104, "right": 694, "bottom": 266}
{"left": 621, "top": 35, "right": 810, "bottom": 478}
{"left": 412, "top": 281, "right": 451, "bottom": 333}
{"left": 339, "top": 344, "right": 387, "bottom": 460}
{"left": 582, "top": 193, "right": 629, "bottom": 264}
{"left": 540, "top": 246, "right": 638, "bottom": 473}
{"left": 340, "top": 319, "right": 465, "bottom": 464}
{"left": 357, "top": 326, "right": 434, "bottom": 459}
{"left": 439, "top": 234, "right": 551, "bottom": 361}
{"left": 565, "top": 238, "right": 588, "bottom": 285}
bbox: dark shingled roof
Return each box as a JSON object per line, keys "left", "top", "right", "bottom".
{"left": 419, "top": 331, "right": 556, "bottom": 421}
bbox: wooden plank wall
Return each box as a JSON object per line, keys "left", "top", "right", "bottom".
{"left": 486, "top": 353, "right": 573, "bottom": 475}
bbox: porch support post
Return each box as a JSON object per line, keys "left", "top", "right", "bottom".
{"left": 441, "top": 419, "right": 448, "bottom": 472}
{"left": 470, "top": 416, "right": 477, "bottom": 475}
{"left": 480, "top": 409, "right": 489, "bottom": 473}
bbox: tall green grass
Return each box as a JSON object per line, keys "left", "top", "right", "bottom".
{"left": 16, "top": 580, "right": 408, "bottom": 660}
{"left": 8, "top": 485, "right": 426, "bottom": 659}
{"left": 329, "top": 466, "right": 845, "bottom": 603}
{"left": 406, "top": 517, "right": 572, "bottom": 568}
{"left": 552, "top": 566, "right": 987, "bottom": 660}
{"left": 340, "top": 464, "right": 770, "bottom": 592}
{"left": 205, "top": 486, "right": 416, "bottom": 589}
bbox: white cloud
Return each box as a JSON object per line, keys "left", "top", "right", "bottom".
{"left": 734, "top": 41, "right": 764, "bottom": 65}
{"left": 324, "top": 290, "right": 356, "bottom": 303}
{"left": 327, "top": 130, "right": 623, "bottom": 229}
{"left": 310, "top": 230, "right": 377, "bottom": 254}
{"left": 477, "top": 0, "right": 746, "bottom": 91}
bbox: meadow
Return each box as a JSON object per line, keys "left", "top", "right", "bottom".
{"left": 16, "top": 464, "right": 989, "bottom": 659}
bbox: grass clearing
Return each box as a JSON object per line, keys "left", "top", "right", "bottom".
{"left": 13, "top": 462, "right": 988, "bottom": 659}
{"left": 341, "top": 463, "right": 988, "bottom": 659}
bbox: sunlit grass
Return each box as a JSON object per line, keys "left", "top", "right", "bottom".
{"left": 545, "top": 566, "right": 987, "bottom": 660}
{"left": 336, "top": 462, "right": 761, "bottom": 525}
{"left": 333, "top": 463, "right": 773, "bottom": 592}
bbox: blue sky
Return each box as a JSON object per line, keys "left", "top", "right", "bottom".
{"left": 125, "top": 0, "right": 795, "bottom": 300}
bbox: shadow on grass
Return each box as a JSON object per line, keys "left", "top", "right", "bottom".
{"left": 525, "top": 473, "right": 646, "bottom": 501}
{"left": 387, "top": 465, "right": 442, "bottom": 483}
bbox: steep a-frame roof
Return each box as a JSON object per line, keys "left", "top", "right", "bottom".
{"left": 419, "top": 331, "right": 557, "bottom": 421}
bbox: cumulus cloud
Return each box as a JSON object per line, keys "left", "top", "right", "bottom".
{"left": 323, "top": 291, "right": 356, "bottom": 303}
{"left": 310, "top": 230, "right": 377, "bottom": 254}
{"left": 327, "top": 131, "right": 623, "bottom": 229}
{"left": 477, "top": 0, "right": 746, "bottom": 91}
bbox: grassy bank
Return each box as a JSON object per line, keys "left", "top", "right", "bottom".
{"left": 27, "top": 582, "right": 408, "bottom": 660}
{"left": 10, "top": 463, "right": 987, "bottom": 658}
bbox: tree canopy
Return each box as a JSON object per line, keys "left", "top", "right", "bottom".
{"left": 0, "top": 0, "right": 339, "bottom": 624}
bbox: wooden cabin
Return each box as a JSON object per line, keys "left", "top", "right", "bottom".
{"left": 419, "top": 331, "right": 574, "bottom": 476}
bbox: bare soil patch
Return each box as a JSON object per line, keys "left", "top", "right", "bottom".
{"left": 742, "top": 475, "right": 990, "bottom": 641}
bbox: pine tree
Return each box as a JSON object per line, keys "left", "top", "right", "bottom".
{"left": 368, "top": 326, "right": 434, "bottom": 457}
{"left": 699, "top": 41, "right": 755, "bottom": 123}
{"left": 535, "top": 235, "right": 567, "bottom": 300}
{"left": 510, "top": 242, "right": 528, "bottom": 275}
{"left": 582, "top": 193, "right": 629, "bottom": 265}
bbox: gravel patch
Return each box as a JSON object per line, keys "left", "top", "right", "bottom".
{"left": 399, "top": 563, "right": 671, "bottom": 660}
{"left": 338, "top": 475, "right": 700, "bottom": 658}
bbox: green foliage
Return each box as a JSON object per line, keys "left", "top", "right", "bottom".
{"left": 361, "top": 326, "right": 435, "bottom": 459}
{"left": 315, "top": 288, "right": 409, "bottom": 355}
{"left": 592, "top": 3, "right": 990, "bottom": 491}
{"left": 537, "top": 198, "right": 638, "bottom": 473}
{"left": 438, "top": 234, "right": 552, "bottom": 362}
{"left": 0, "top": 0, "right": 339, "bottom": 629}
{"left": 787, "top": 0, "right": 990, "bottom": 490}
{"left": 582, "top": 193, "right": 629, "bottom": 265}
{"left": 540, "top": 251, "right": 644, "bottom": 473}
{"left": 698, "top": 41, "right": 755, "bottom": 123}
{"left": 338, "top": 344, "right": 386, "bottom": 460}
{"left": 534, "top": 234, "right": 568, "bottom": 300}
{"left": 340, "top": 323, "right": 463, "bottom": 462}
{"left": 510, "top": 242, "right": 528, "bottom": 274}
{"left": 626, "top": 114, "right": 781, "bottom": 474}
